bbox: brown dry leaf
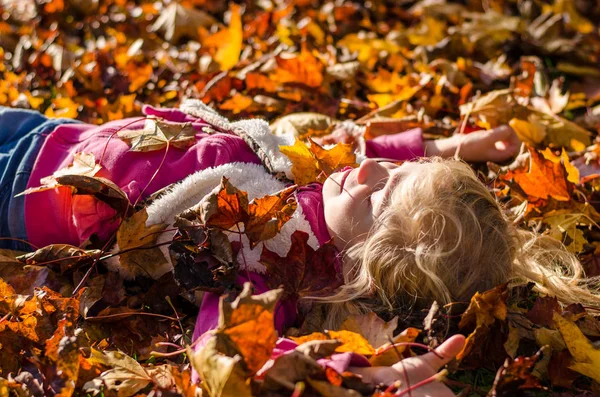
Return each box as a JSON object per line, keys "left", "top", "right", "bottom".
{"left": 553, "top": 312, "right": 600, "bottom": 382}
{"left": 85, "top": 348, "right": 173, "bottom": 396}
{"left": 270, "top": 112, "right": 337, "bottom": 138}
{"left": 488, "top": 352, "right": 544, "bottom": 396}
{"left": 525, "top": 296, "right": 561, "bottom": 328}
{"left": 340, "top": 312, "right": 398, "bottom": 349}
{"left": 280, "top": 138, "right": 357, "bottom": 185}
{"left": 215, "top": 283, "right": 283, "bottom": 375}
{"left": 189, "top": 338, "right": 252, "bottom": 397}
{"left": 150, "top": 2, "right": 216, "bottom": 43}
{"left": 457, "top": 284, "right": 508, "bottom": 362}
{"left": 115, "top": 208, "right": 169, "bottom": 280}
{"left": 263, "top": 350, "right": 324, "bottom": 392}
{"left": 18, "top": 152, "right": 101, "bottom": 195}
{"left": 57, "top": 174, "right": 131, "bottom": 215}
{"left": 117, "top": 117, "right": 198, "bottom": 152}
{"left": 17, "top": 244, "right": 101, "bottom": 273}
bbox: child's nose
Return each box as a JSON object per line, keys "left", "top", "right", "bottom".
{"left": 356, "top": 159, "right": 385, "bottom": 185}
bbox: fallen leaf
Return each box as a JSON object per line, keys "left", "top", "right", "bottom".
{"left": 369, "top": 328, "right": 420, "bottom": 367}
{"left": 117, "top": 117, "right": 198, "bottom": 152}
{"left": 508, "top": 147, "right": 572, "bottom": 201}
{"left": 86, "top": 348, "right": 173, "bottom": 396}
{"left": 526, "top": 296, "right": 561, "bottom": 327}
{"left": 190, "top": 332, "right": 251, "bottom": 397}
{"left": 44, "top": 319, "right": 80, "bottom": 397}
{"left": 197, "top": 178, "right": 297, "bottom": 247}
{"left": 204, "top": 3, "right": 242, "bottom": 70}
{"left": 509, "top": 117, "right": 547, "bottom": 146}
{"left": 215, "top": 283, "right": 283, "bottom": 375}
{"left": 270, "top": 112, "right": 337, "bottom": 138}
{"left": 553, "top": 312, "right": 600, "bottom": 382}
{"left": 340, "top": 313, "right": 398, "bottom": 349}
{"left": 488, "top": 352, "right": 544, "bottom": 396}
{"left": 271, "top": 47, "right": 325, "bottom": 88}
{"left": 244, "top": 185, "right": 297, "bottom": 248}
{"left": 280, "top": 138, "right": 357, "bottom": 185}
{"left": 150, "top": 2, "right": 215, "bottom": 43}
{"left": 291, "top": 330, "right": 375, "bottom": 356}
{"left": 115, "top": 208, "right": 169, "bottom": 280}
{"left": 260, "top": 230, "right": 343, "bottom": 298}
{"left": 17, "top": 244, "right": 101, "bottom": 273}
{"left": 18, "top": 152, "right": 101, "bottom": 195}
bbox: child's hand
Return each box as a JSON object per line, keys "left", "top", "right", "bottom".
{"left": 425, "top": 125, "right": 521, "bottom": 163}
{"left": 349, "top": 334, "right": 465, "bottom": 396}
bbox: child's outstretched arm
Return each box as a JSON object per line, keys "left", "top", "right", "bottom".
{"left": 324, "top": 121, "right": 521, "bottom": 163}
{"left": 423, "top": 125, "right": 521, "bottom": 163}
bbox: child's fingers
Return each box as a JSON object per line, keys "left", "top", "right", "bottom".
{"left": 420, "top": 334, "right": 466, "bottom": 370}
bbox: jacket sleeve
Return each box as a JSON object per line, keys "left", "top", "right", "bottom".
{"left": 364, "top": 128, "right": 425, "bottom": 161}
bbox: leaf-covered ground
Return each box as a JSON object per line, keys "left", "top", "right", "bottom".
{"left": 2, "top": 0, "right": 600, "bottom": 396}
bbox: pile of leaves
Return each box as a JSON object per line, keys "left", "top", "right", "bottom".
{"left": 2, "top": 0, "right": 600, "bottom": 396}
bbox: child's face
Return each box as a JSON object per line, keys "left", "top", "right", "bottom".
{"left": 323, "top": 159, "right": 422, "bottom": 251}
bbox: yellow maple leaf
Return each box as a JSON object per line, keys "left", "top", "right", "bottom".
{"left": 279, "top": 138, "right": 357, "bottom": 185}
{"left": 509, "top": 117, "right": 546, "bottom": 146}
{"left": 543, "top": 210, "right": 589, "bottom": 253}
{"left": 215, "top": 3, "right": 243, "bottom": 70}
{"left": 553, "top": 312, "right": 600, "bottom": 382}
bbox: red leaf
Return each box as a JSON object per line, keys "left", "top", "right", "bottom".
{"left": 259, "top": 231, "right": 343, "bottom": 298}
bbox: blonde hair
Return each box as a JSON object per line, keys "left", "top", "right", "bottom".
{"left": 316, "top": 157, "right": 600, "bottom": 329}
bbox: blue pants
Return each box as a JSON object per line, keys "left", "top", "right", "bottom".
{"left": 0, "top": 107, "right": 79, "bottom": 250}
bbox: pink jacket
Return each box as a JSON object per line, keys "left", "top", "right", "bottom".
{"left": 26, "top": 105, "right": 425, "bottom": 248}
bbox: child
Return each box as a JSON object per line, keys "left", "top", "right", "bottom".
{"left": 0, "top": 101, "right": 590, "bottom": 393}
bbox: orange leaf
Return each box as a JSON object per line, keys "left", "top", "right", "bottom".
{"left": 245, "top": 185, "right": 297, "bottom": 248}
{"left": 291, "top": 330, "right": 375, "bottom": 356}
{"left": 202, "top": 177, "right": 249, "bottom": 230}
{"left": 271, "top": 47, "right": 324, "bottom": 88}
{"left": 510, "top": 148, "right": 572, "bottom": 201}
{"left": 246, "top": 72, "right": 278, "bottom": 93}
{"left": 215, "top": 283, "right": 283, "bottom": 375}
